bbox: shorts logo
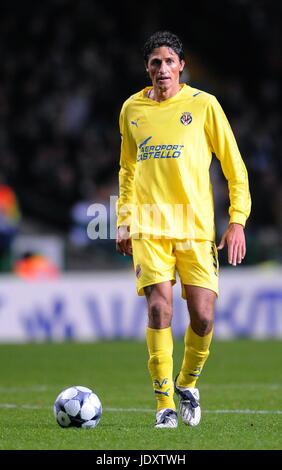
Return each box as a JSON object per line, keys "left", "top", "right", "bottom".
{"left": 180, "top": 112, "right": 192, "bottom": 125}
{"left": 211, "top": 243, "right": 218, "bottom": 276}
{"left": 136, "top": 264, "right": 142, "bottom": 278}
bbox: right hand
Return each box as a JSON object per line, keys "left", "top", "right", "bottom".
{"left": 116, "top": 225, "right": 132, "bottom": 256}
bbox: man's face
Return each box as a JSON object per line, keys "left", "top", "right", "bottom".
{"left": 146, "top": 46, "right": 185, "bottom": 91}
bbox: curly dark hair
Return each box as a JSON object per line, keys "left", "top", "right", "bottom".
{"left": 142, "top": 31, "right": 185, "bottom": 64}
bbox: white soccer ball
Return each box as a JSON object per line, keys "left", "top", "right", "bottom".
{"left": 54, "top": 385, "right": 102, "bottom": 429}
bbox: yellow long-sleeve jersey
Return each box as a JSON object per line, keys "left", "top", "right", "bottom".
{"left": 117, "top": 84, "right": 251, "bottom": 240}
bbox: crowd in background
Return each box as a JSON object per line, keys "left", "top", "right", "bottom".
{"left": 0, "top": 0, "right": 281, "bottom": 269}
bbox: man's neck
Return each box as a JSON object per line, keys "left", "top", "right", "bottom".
{"left": 149, "top": 84, "right": 182, "bottom": 102}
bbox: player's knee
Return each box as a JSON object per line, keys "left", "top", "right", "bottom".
{"left": 148, "top": 300, "right": 172, "bottom": 328}
{"left": 191, "top": 310, "right": 213, "bottom": 336}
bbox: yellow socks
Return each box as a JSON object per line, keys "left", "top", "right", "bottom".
{"left": 146, "top": 325, "right": 212, "bottom": 409}
{"left": 177, "top": 325, "right": 213, "bottom": 388}
{"left": 146, "top": 326, "right": 176, "bottom": 411}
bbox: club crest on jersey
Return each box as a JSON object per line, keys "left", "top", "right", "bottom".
{"left": 180, "top": 112, "right": 192, "bottom": 126}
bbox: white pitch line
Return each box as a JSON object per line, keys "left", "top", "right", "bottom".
{"left": 200, "top": 383, "right": 282, "bottom": 390}
{"left": 0, "top": 384, "right": 282, "bottom": 394}
{"left": 0, "top": 403, "right": 281, "bottom": 415}
{"left": 106, "top": 407, "right": 282, "bottom": 415}
{"left": 0, "top": 386, "right": 48, "bottom": 393}
{"left": 0, "top": 404, "right": 48, "bottom": 409}
{"left": 204, "top": 409, "right": 282, "bottom": 415}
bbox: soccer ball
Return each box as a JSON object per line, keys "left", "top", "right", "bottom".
{"left": 54, "top": 385, "right": 102, "bottom": 429}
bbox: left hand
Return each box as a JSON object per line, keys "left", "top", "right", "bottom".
{"left": 116, "top": 225, "right": 132, "bottom": 256}
{"left": 217, "top": 223, "right": 246, "bottom": 266}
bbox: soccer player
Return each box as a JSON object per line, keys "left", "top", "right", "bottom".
{"left": 116, "top": 31, "right": 251, "bottom": 428}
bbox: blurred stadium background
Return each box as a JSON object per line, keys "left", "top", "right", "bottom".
{"left": 0, "top": 0, "right": 281, "bottom": 340}
{"left": 0, "top": 0, "right": 282, "bottom": 451}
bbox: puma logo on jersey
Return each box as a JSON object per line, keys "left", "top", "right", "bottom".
{"left": 131, "top": 118, "right": 139, "bottom": 127}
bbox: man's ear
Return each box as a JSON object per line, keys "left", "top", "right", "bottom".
{"left": 180, "top": 60, "right": 185, "bottom": 72}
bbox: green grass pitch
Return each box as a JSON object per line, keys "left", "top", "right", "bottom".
{"left": 0, "top": 340, "right": 281, "bottom": 450}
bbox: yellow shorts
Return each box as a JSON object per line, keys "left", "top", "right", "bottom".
{"left": 131, "top": 238, "right": 219, "bottom": 298}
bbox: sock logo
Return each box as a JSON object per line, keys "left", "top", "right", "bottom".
{"left": 153, "top": 378, "right": 168, "bottom": 388}
{"left": 189, "top": 367, "right": 202, "bottom": 377}
{"left": 154, "top": 378, "right": 170, "bottom": 396}
{"left": 154, "top": 388, "right": 170, "bottom": 397}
